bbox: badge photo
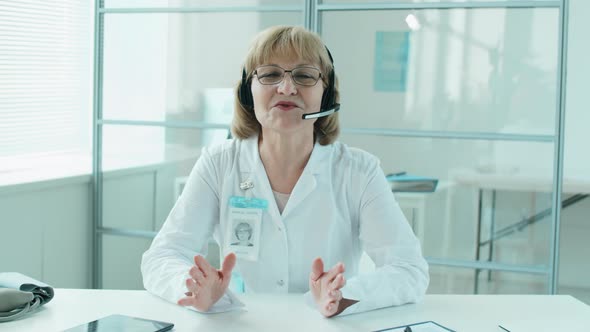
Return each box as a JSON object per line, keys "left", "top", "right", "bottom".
{"left": 232, "top": 221, "right": 255, "bottom": 247}
{"left": 226, "top": 205, "right": 262, "bottom": 261}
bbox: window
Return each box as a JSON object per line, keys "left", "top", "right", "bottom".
{"left": 0, "top": 1, "right": 93, "bottom": 185}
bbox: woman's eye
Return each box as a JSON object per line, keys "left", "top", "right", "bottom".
{"left": 295, "top": 74, "right": 313, "bottom": 79}
{"left": 260, "top": 72, "right": 281, "bottom": 78}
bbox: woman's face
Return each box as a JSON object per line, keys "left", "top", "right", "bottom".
{"left": 237, "top": 228, "right": 251, "bottom": 241}
{"left": 250, "top": 57, "right": 324, "bottom": 136}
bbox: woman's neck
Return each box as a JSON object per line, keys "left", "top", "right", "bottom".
{"left": 258, "top": 130, "right": 314, "bottom": 194}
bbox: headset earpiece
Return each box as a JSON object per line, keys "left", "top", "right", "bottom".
{"left": 320, "top": 68, "right": 336, "bottom": 111}
{"left": 238, "top": 68, "right": 254, "bottom": 111}
{"left": 320, "top": 46, "right": 337, "bottom": 112}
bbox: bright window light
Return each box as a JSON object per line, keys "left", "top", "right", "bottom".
{"left": 0, "top": 1, "right": 93, "bottom": 185}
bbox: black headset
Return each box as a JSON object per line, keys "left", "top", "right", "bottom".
{"left": 237, "top": 46, "right": 339, "bottom": 116}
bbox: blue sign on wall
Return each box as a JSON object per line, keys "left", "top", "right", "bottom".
{"left": 374, "top": 31, "right": 410, "bottom": 92}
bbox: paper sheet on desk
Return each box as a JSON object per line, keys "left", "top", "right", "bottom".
{"left": 374, "top": 321, "right": 455, "bottom": 332}
{"left": 502, "top": 319, "right": 588, "bottom": 332}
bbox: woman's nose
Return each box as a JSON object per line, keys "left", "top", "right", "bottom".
{"left": 277, "top": 73, "right": 298, "bottom": 95}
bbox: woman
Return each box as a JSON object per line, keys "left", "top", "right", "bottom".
{"left": 141, "top": 25, "right": 428, "bottom": 317}
{"left": 231, "top": 222, "right": 254, "bottom": 247}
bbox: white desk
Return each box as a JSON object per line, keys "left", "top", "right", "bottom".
{"left": 2, "top": 289, "right": 589, "bottom": 332}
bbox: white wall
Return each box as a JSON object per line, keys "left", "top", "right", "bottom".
{"left": 323, "top": 8, "right": 558, "bottom": 173}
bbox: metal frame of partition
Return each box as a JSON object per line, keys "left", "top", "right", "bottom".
{"left": 92, "top": 0, "right": 569, "bottom": 293}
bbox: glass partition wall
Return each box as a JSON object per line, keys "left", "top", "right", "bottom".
{"left": 319, "top": 2, "right": 566, "bottom": 296}
{"left": 93, "top": 0, "right": 569, "bottom": 295}
{"left": 93, "top": 0, "right": 306, "bottom": 289}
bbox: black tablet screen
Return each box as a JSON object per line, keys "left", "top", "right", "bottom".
{"left": 63, "top": 314, "right": 174, "bottom": 332}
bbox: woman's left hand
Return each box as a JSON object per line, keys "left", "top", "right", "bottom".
{"left": 309, "top": 257, "right": 355, "bottom": 317}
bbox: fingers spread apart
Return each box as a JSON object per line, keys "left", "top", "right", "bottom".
{"left": 194, "top": 255, "right": 216, "bottom": 278}
{"left": 328, "top": 289, "right": 343, "bottom": 302}
{"left": 329, "top": 273, "right": 346, "bottom": 291}
{"left": 321, "top": 263, "right": 344, "bottom": 287}
{"left": 185, "top": 278, "right": 199, "bottom": 295}
{"left": 178, "top": 280, "right": 198, "bottom": 307}
{"left": 189, "top": 266, "right": 206, "bottom": 284}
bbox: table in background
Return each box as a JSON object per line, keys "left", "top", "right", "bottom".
{"left": 2, "top": 289, "right": 589, "bottom": 332}
{"left": 395, "top": 181, "right": 453, "bottom": 247}
{"left": 452, "top": 169, "right": 590, "bottom": 293}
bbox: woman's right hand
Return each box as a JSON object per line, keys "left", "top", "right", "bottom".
{"left": 177, "top": 252, "right": 236, "bottom": 312}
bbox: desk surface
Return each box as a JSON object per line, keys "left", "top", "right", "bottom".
{"left": 2, "top": 289, "right": 589, "bottom": 332}
{"left": 452, "top": 168, "right": 590, "bottom": 193}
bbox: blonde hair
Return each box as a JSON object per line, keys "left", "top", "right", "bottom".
{"left": 232, "top": 25, "right": 340, "bottom": 145}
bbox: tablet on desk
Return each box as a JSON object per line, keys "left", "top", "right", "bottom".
{"left": 63, "top": 314, "right": 174, "bottom": 332}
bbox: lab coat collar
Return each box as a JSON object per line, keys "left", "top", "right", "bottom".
{"left": 238, "top": 135, "right": 331, "bottom": 218}
{"left": 238, "top": 134, "right": 328, "bottom": 174}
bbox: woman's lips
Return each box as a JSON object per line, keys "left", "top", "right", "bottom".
{"left": 275, "top": 104, "right": 297, "bottom": 111}
{"left": 274, "top": 102, "right": 298, "bottom": 111}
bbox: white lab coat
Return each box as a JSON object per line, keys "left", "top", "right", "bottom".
{"left": 141, "top": 135, "right": 429, "bottom": 316}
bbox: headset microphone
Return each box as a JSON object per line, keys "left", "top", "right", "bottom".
{"left": 302, "top": 47, "right": 339, "bottom": 120}
{"left": 302, "top": 103, "right": 340, "bottom": 119}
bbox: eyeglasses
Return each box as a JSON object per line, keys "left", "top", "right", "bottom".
{"left": 253, "top": 65, "right": 322, "bottom": 87}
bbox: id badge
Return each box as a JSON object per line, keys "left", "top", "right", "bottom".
{"left": 225, "top": 196, "right": 267, "bottom": 261}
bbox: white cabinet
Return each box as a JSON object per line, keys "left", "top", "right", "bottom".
{"left": 0, "top": 180, "right": 92, "bottom": 288}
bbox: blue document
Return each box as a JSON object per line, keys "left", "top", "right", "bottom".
{"left": 386, "top": 173, "right": 439, "bottom": 193}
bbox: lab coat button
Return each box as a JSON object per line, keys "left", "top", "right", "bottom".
{"left": 277, "top": 279, "right": 284, "bottom": 287}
